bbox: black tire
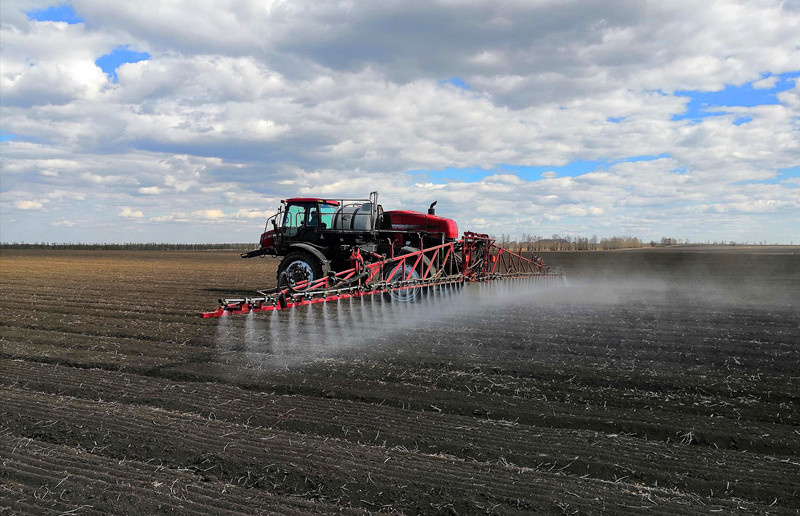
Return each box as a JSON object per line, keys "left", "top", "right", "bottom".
{"left": 277, "top": 250, "right": 329, "bottom": 290}
{"left": 383, "top": 246, "right": 435, "bottom": 302}
{"left": 432, "top": 250, "right": 461, "bottom": 295}
{"left": 443, "top": 252, "right": 462, "bottom": 278}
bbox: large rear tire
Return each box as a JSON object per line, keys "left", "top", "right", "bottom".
{"left": 277, "top": 250, "right": 329, "bottom": 290}
{"left": 383, "top": 246, "right": 434, "bottom": 302}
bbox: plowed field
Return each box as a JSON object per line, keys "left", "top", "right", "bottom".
{"left": 1, "top": 248, "right": 798, "bottom": 514}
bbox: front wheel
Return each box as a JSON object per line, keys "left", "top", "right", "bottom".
{"left": 277, "top": 250, "right": 329, "bottom": 291}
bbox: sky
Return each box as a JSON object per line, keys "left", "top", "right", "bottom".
{"left": 1, "top": 1, "right": 799, "bottom": 244}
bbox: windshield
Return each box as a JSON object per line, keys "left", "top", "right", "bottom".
{"left": 283, "top": 204, "right": 308, "bottom": 228}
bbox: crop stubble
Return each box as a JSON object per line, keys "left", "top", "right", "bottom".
{"left": 1, "top": 248, "right": 798, "bottom": 514}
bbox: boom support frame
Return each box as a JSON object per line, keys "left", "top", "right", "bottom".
{"left": 202, "top": 233, "right": 562, "bottom": 318}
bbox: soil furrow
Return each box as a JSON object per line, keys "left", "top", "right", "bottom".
{"left": 3, "top": 387, "right": 772, "bottom": 514}
{"left": 3, "top": 363, "right": 797, "bottom": 507}
{"left": 0, "top": 432, "right": 360, "bottom": 515}
{"left": 5, "top": 341, "right": 797, "bottom": 458}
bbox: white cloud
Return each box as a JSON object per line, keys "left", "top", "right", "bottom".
{"left": 120, "top": 207, "right": 144, "bottom": 218}
{"left": 194, "top": 209, "right": 225, "bottom": 219}
{"left": 138, "top": 186, "right": 163, "bottom": 195}
{"left": 14, "top": 200, "right": 46, "bottom": 210}
{"left": 233, "top": 209, "right": 273, "bottom": 219}
{"left": 80, "top": 172, "right": 138, "bottom": 185}
{"left": 752, "top": 75, "right": 778, "bottom": 89}
{"left": 45, "top": 190, "right": 85, "bottom": 201}
{"left": 0, "top": 18, "right": 113, "bottom": 107}
{"left": 468, "top": 50, "right": 505, "bottom": 67}
{"left": 413, "top": 182, "right": 448, "bottom": 190}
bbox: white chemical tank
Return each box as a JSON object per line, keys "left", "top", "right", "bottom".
{"left": 332, "top": 202, "right": 374, "bottom": 230}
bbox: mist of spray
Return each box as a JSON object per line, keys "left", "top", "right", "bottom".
{"left": 212, "top": 261, "right": 798, "bottom": 370}
{"left": 213, "top": 279, "right": 564, "bottom": 367}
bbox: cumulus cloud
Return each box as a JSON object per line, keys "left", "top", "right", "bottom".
{"left": 138, "top": 186, "right": 163, "bottom": 195}
{"left": 14, "top": 200, "right": 46, "bottom": 210}
{"left": 1, "top": 0, "right": 799, "bottom": 243}
{"left": 0, "top": 18, "right": 113, "bottom": 108}
{"left": 119, "top": 207, "right": 144, "bottom": 218}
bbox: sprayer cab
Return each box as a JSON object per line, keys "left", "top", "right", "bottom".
{"left": 244, "top": 191, "right": 458, "bottom": 258}
{"left": 242, "top": 193, "right": 382, "bottom": 259}
{"left": 241, "top": 191, "right": 461, "bottom": 287}
{"left": 242, "top": 198, "right": 344, "bottom": 257}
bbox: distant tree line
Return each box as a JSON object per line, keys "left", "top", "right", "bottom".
{"left": 493, "top": 234, "right": 685, "bottom": 252}
{"left": 0, "top": 242, "right": 252, "bottom": 251}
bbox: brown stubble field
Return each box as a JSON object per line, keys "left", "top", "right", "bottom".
{"left": 1, "top": 247, "right": 799, "bottom": 514}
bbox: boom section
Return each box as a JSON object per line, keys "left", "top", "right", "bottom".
{"left": 203, "top": 234, "right": 563, "bottom": 318}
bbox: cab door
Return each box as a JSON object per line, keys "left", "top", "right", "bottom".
{"left": 282, "top": 202, "right": 328, "bottom": 246}
{"left": 282, "top": 203, "right": 308, "bottom": 240}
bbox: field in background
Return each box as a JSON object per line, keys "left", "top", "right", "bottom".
{"left": 1, "top": 248, "right": 798, "bottom": 514}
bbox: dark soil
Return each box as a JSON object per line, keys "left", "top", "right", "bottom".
{"left": 1, "top": 248, "right": 798, "bottom": 514}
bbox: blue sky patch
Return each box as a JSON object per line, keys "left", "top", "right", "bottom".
{"left": 96, "top": 46, "right": 151, "bottom": 82}
{"left": 408, "top": 166, "right": 488, "bottom": 183}
{"left": 618, "top": 154, "right": 671, "bottom": 164}
{"left": 607, "top": 116, "right": 625, "bottom": 123}
{"left": 502, "top": 154, "right": 670, "bottom": 179}
{"left": 731, "top": 166, "right": 799, "bottom": 187}
{"left": 673, "top": 71, "right": 799, "bottom": 122}
{"left": 502, "top": 161, "right": 605, "bottom": 179}
{"left": 26, "top": 4, "right": 83, "bottom": 24}
{"left": 409, "top": 154, "right": 672, "bottom": 183}
{"left": 0, "top": 131, "right": 15, "bottom": 142}
{"left": 733, "top": 178, "right": 781, "bottom": 185}
{"left": 440, "top": 77, "right": 471, "bottom": 90}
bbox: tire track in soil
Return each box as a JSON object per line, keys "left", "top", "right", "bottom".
{"left": 3, "top": 360, "right": 798, "bottom": 508}
{"left": 1, "top": 387, "right": 773, "bottom": 515}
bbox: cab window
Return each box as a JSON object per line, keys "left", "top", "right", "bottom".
{"left": 282, "top": 204, "right": 310, "bottom": 237}
{"left": 283, "top": 204, "right": 307, "bottom": 228}
{"left": 319, "top": 204, "right": 337, "bottom": 228}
